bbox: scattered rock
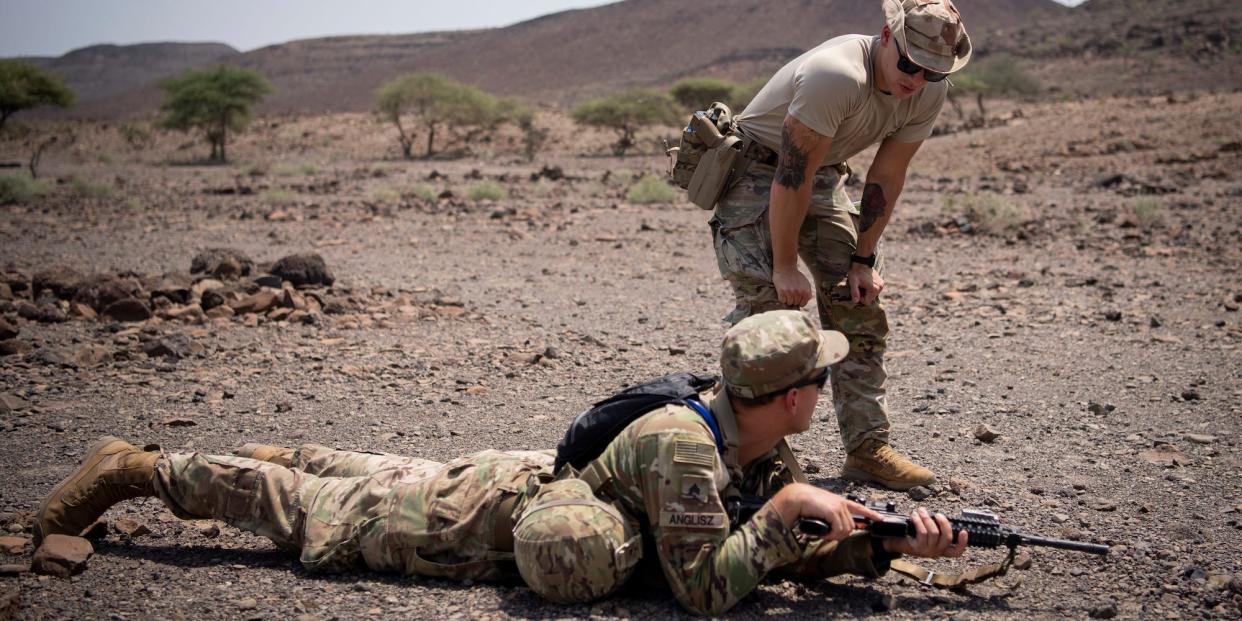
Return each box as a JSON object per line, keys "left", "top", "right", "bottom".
{"left": 0, "top": 340, "right": 29, "bottom": 357}
{"left": 974, "top": 424, "right": 1000, "bottom": 442}
{"left": 0, "top": 536, "right": 30, "bottom": 554}
{"left": 1088, "top": 498, "right": 1118, "bottom": 512}
{"left": 162, "top": 417, "right": 197, "bottom": 427}
{"left": 1012, "top": 552, "right": 1033, "bottom": 570}
{"left": 1088, "top": 602, "right": 1118, "bottom": 619}
{"left": 0, "top": 564, "right": 27, "bottom": 576}
{"left": 0, "top": 393, "right": 28, "bottom": 414}
{"left": 101, "top": 298, "right": 152, "bottom": 322}
{"left": 30, "top": 535, "right": 93, "bottom": 578}
{"left": 190, "top": 248, "right": 254, "bottom": 280}
{"left": 1138, "top": 444, "right": 1190, "bottom": 467}
{"left": 71, "top": 275, "right": 142, "bottom": 312}
{"left": 908, "top": 486, "right": 932, "bottom": 501}
{"left": 1103, "top": 310, "right": 1122, "bottom": 322}
{"left": 112, "top": 518, "right": 150, "bottom": 538}
{"left": 1185, "top": 434, "right": 1216, "bottom": 444}
{"left": 191, "top": 278, "right": 226, "bottom": 298}
{"left": 947, "top": 477, "right": 969, "bottom": 494}
{"left": 79, "top": 520, "right": 108, "bottom": 540}
{"left": 0, "top": 317, "right": 16, "bottom": 340}
{"left": 31, "top": 266, "right": 84, "bottom": 300}
{"left": 26, "top": 348, "right": 77, "bottom": 369}
{"left": 147, "top": 272, "right": 193, "bottom": 305}
{"left": 230, "top": 290, "right": 280, "bottom": 314}
{"left": 198, "top": 523, "right": 221, "bottom": 538}
{"left": 235, "top": 597, "right": 258, "bottom": 610}
{"left": 270, "top": 253, "right": 334, "bottom": 287}
{"left": 142, "top": 334, "right": 204, "bottom": 360}
{"left": 871, "top": 592, "right": 896, "bottom": 612}
{"left": 1087, "top": 401, "right": 1115, "bottom": 416}
{"left": 200, "top": 289, "right": 228, "bottom": 311}
{"left": 1180, "top": 390, "right": 1201, "bottom": 401}
{"left": 0, "top": 587, "right": 18, "bottom": 619}
{"left": 73, "top": 345, "right": 113, "bottom": 367}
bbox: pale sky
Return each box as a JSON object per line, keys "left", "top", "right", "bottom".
{"left": 0, "top": 0, "right": 620, "bottom": 58}
{"left": 1, "top": 0, "right": 1087, "bottom": 59}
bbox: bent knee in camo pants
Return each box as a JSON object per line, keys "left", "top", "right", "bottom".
{"left": 710, "top": 163, "right": 890, "bottom": 452}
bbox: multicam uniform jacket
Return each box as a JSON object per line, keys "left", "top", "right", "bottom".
{"left": 578, "top": 387, "right": 892, "bottom": 615}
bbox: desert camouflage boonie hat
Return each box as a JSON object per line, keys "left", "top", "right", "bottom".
{"left": 720, "top": 310, "right": 850, "bottom": 399}
{"left": 514, "top": 479, "right": 642, "bottom": 604}
{"left": 883, "top": 0, "right": 973, "bottom": 74}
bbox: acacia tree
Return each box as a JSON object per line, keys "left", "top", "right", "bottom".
{"left": 158, "top": 66, "right": 272, "bottom": 163}
{"left": 0, "top": 60, "right": 75, "bottom": 131}
{"left": 376, "top": 73, "right": 503, "bottom": 158}
{"left": 571, "top": 90, "right": 681, "bottom": 157}
{"left": 669, "top": 77, "right": 738, "bottom": 110}
{"left": 948, "top": 53, "right": 1041, "bottom": 120}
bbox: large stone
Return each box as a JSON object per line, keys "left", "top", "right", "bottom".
{"left": 71, "top": 274, "right": 144, "bottom": 312}
{"left": 190, "top": 248, "right": 254, "bottom": 280}
{"left": 974, "top": 424, "right": 1001, "bottom": 443}
{"left": 0, "top": 269, "right": 29, "bottom": 294}
{"left": 190, "top": 278, "right": 226, "bottom": 299}
{"left": 270, "top": 253, "right": 334, "bottom": 287}
{"left": 101, "top": 298, "right": 152, "bottom": 322}
{"left": 200, "top": 288, "right": 227, "bottom": 311}
{"left": 30, "top": 535, "right": 93, "bottom": 578}
{"left": 0, "top": 340, "right": 30, "bottom": 357}
{"left": 147, "top": 272, "right": 193, "bottom": 305}
{"left": 160, "top": 304, "right": 207, "bottom": 324}
{"left": 230, "top": 290, "right": 280, "bottom": 314}
{"left": 73, "top": 345, "right": 113, "bottom": 367}
{"left": 0, "top": 316, "right": 16, "bottom": 340}
{"left": 31, "top": 266, "right": 84, "bottom": 300}
{"left": 142, "top": 334, "right": 204, "bottom": 360}
{"left": 0, "top": 536, "right": 30, "bottom": 554}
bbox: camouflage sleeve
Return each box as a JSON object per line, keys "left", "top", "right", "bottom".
{"left": 777, "top": 531, "right": 895, "bottom": 580}
{"left": 637, "top": 430, "right": 803, "bottom": 616}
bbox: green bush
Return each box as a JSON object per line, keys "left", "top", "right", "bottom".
{"left": 261, "top": 189, "right": 297, "bottom": 205}
{"left": 67, "top": 176, "right": 114, "bottom": 199}
{"left": 942, "top": 193, "right": 1028, "bottom": 235}
{"left": 467, "top": 181, "right": 507, "bottom": 201}
{"left": 626, "top": 175, "right": 678, "bottom": 205}
{"left": 0, "top": 171, "right": 50, "bottom": 204}
{"left": 670, "top": 78, "right": 738, "bottom": 110}
{"left": 1134, "top": 199, "right": 1163, "bottom": 227}
{"left": 411, "top": 184, "right": 439, "bottom": 202}
{"left": 118, "top": 122, "right": 152, "bottom": 148}
{"left": 572, "top": 90, "right": 681, "bottom": 157}
{"left": 954, "top": 53, "right": 1041, "bottom": 97}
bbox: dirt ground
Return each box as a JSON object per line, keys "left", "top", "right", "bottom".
{"left": 1, "top": 93, "right": 1240, "bottom": 620}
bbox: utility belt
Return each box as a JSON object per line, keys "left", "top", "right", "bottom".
{"left": 668, "top": 103, "right": 847, "bottom": 210}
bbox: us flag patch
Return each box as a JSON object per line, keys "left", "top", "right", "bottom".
{"left": 673, "top": 441, "right": 715, "bottom": 467}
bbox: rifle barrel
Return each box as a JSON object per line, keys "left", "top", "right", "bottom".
{"left": 1017, "top": 534, "right": 1110, "bottom": 555}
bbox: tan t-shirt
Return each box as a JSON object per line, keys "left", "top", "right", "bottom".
{"left": 736, "top": 34, "right": 946, "bottom": 167}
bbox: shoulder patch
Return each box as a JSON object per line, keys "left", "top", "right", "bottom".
{"left": 680, "top": 474, "right": 712, "bottom": 503}
{"left": 673, "top": 440, "right": 716, "bottom": 467}
{"left": 659, "top": 511, "right": 726, "bottom": 529}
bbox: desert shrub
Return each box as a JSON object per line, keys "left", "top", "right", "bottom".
{"left": 572, "top": 90, "right": 681, "bottom": 157}
{"left": 626, "top": 175, "right": 678, "bottom": 205}
{"left": 0, "top": 171, "right": 50, "bottom": 204}
{"left": 410, "top": 184, "right": 439, "bottom": 202}
{"left": 273, "top": 163, "right": 317, "bottom": 177}
{"left": 1134, "top": 198, "right": 1163, "bottom": 227}
{"left": 942, "top": 193, "right": 1029, "bottom": 235}
{"left": 371, "top": 187, "right": 401, "bottom": 203}
{"left": 241, "top": 161, "right": 269, "bottom": 177}
{"left": 950, "top": 53, "right": 1041, "bottom": 118}
{"left": 96, "top": 152, "right": 115, "bottom": 165}
{"left": 670, "top": 78, "right": 738, "bottom": 110}
{"left": 0, "top": 60, "right": 75, "bottom": 131}
{"left": 67, "top": 176, "right": 114, "bottom": 199}
{"left": 467, "top": 181, "right": 507, "bottom": 201}
{"left": 261, "top": 189, "right": 297, "bottom": 205}
{"left": 376, "top": 73, "right": 508, "bottom": 159}
{"left": 159, "top": 65, "right": 273, "bottom": 163}
{"left": 118, "top": 122, "right": 152, "bottom": 149}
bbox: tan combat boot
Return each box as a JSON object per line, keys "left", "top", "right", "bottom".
{"left": 235, "top": 443, "right": 294, "bottom": 467}
{"left": 34, "top": 436, "right": 159, "bottom": 545}
{"left": 841, "top": 439, "right": 936, "bottom": 491}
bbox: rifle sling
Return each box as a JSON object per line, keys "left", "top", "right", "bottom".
{"left": 888, "top": 546, "right": 1017, "bottom": 589}
{"left": 776, "top": 437, "right": 808, "bottom": 484}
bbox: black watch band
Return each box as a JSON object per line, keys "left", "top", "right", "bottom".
{"left": 850, "top": 253, "right": 876, "bottom": 267}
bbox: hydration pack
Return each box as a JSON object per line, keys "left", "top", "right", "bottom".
{"left": 554, "top": 372, "right": 721, "bottom": 473}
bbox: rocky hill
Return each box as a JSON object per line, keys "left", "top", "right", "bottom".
{"left": 16, "top": 0, "right": 1242, "bottom": 119}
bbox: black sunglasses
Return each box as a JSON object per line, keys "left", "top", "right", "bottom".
{"left": 792, "top": 368, "right": 831, "bottom": 391}
{"left": 895, "top": 42, "right": 949, "bottom": 83}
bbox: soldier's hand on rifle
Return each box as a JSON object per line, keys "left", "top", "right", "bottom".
{"left": 882, "top": 507, "right": 968, "bottom": 558}
{"left": 848, "top": 263, "right": 885, "bottom": 306}
{"left": 773, "top": 267, "right": 814, "bottom": 307}
{"left": 773, "top": 484, "right": 883, "bottom": 541}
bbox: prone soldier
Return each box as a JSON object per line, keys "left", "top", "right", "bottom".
{"left": 34, "top": 310, "right": 965, "bottom": 615}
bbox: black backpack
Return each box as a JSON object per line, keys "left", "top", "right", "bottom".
{"left": 554, "top": 371, "right": 721, "bottom": 473}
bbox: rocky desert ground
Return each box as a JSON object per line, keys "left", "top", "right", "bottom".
{"left": 0, "top": 92, "right": 1240, "bottom": 620}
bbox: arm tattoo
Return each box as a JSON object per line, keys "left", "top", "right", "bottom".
{"left": 859, "top": 183, "right": 888, "bottom": 233}
{"left": 775, "top": 123, "right": 810, "bottom": 190}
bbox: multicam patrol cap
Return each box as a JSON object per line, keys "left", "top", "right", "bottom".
{"left": 514, "top": 479, "right": 642, "bottom": 604}
{"left": 883, "top": 0, "right": 973, "bottom": 74}
{"left": 720, "top": 310, "right": 850, "bottom": 399}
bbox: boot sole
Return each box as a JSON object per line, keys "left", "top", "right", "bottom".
{"left": 34, "top": 435, "right": 127, "bottom": 546}
{"left": 841, "top": 466, "right": 934, "bottom": 492}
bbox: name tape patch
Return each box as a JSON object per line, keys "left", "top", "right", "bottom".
{"left": 660, "top": 511, "right": 726, "bottom": 529}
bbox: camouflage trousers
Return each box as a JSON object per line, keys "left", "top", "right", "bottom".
{"left": 710, "top": 162, "right": 890, "bottom": 452}
{"left": 153, "top": 445, "right": 553, "bottom": 578}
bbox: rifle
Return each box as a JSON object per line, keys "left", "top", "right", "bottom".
{"left": 727, "top": 494, "right": 1109, "bottom": 555}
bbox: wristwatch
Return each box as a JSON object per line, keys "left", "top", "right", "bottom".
{"left": 850, "top": 253, "right": 876, "bottom": 267}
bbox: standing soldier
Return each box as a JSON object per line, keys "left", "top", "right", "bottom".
{"left": 710, "top": 0, "right": 972, "bottom": 490}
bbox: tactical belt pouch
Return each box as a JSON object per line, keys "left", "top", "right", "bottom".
{"left": 687, "top": 135, "right": 746, "bottom": 210}
{"left": 669, "top": 102, "right": 748, "bottom": 210}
